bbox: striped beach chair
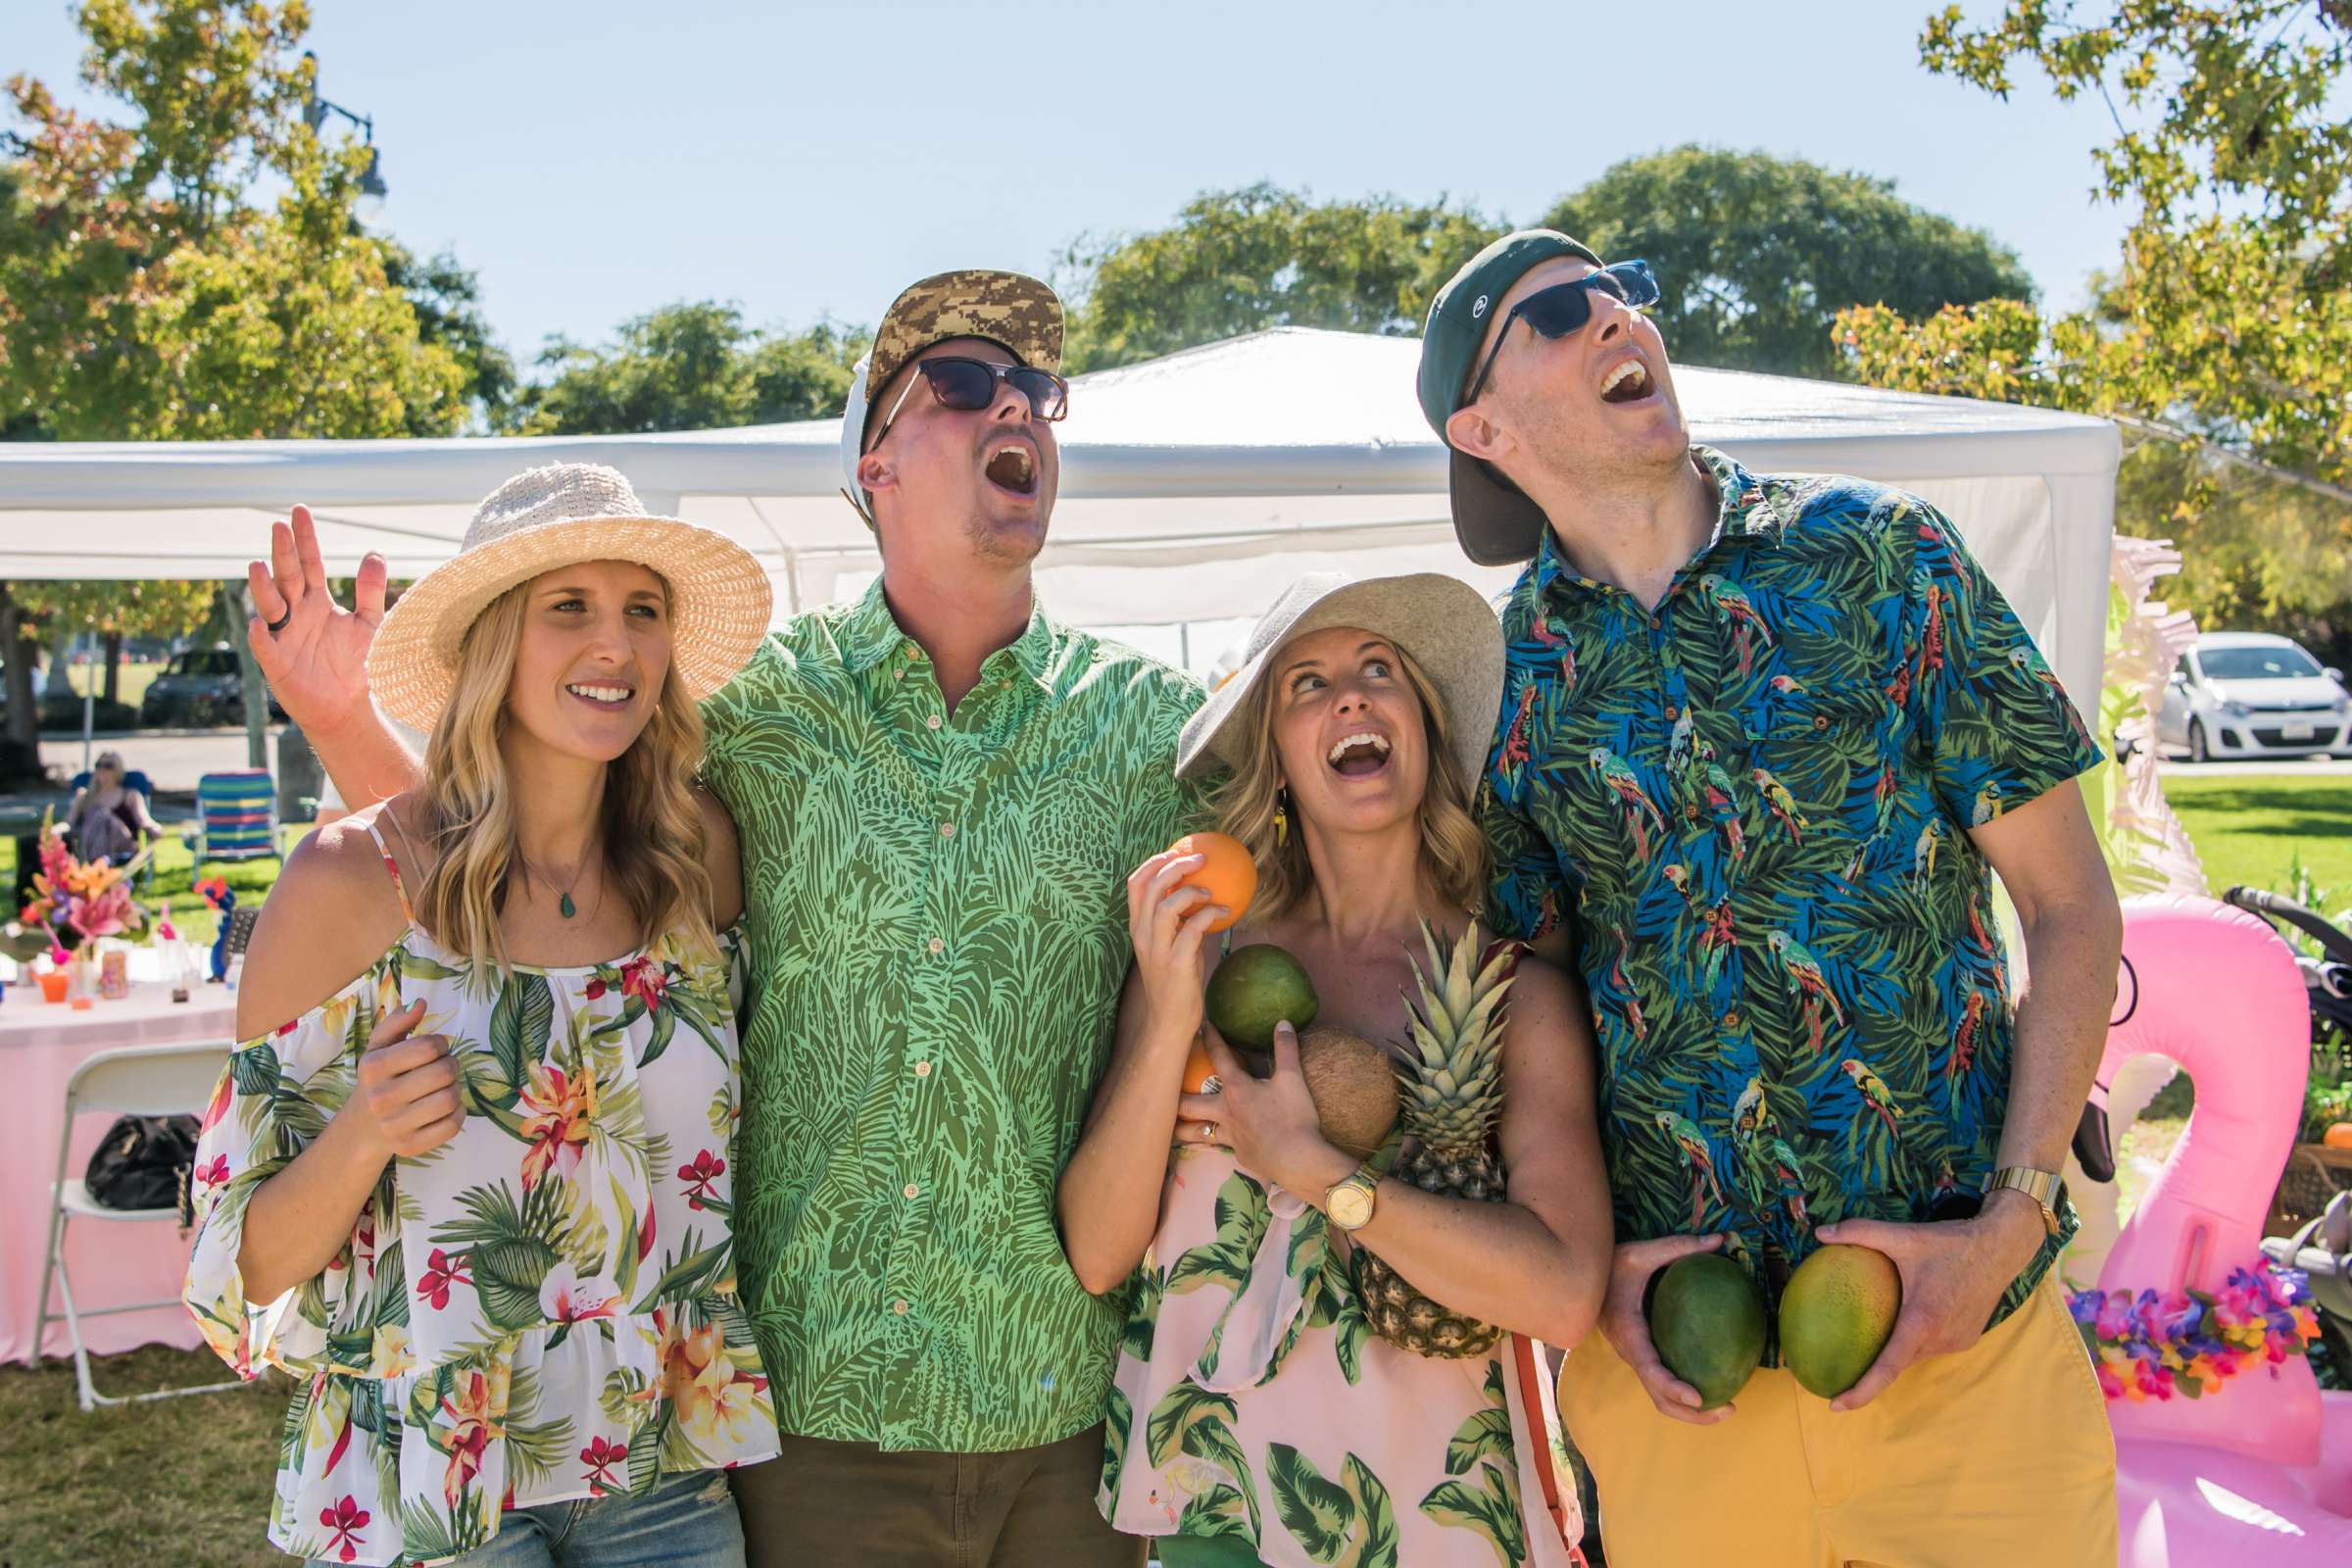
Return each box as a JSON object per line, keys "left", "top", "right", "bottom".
{"left": 192, "top": 769, "right": 282, "bottom": 872}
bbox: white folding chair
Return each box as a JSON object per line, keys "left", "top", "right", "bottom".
{"left": 29, "top": 1040, "right": 240, "bottom": 1411}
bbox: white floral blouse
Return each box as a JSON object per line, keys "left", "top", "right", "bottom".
{"left": 184, "top": 822, "right": 778, "bottom": 1566}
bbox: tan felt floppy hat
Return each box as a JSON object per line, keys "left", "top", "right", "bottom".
{"left": 1176, "top": 572, "right": 1505, "bottom": 791}
{"left": 369, "top": 463, "right": 772, "bottom": 730}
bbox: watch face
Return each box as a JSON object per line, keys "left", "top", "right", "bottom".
{"left": 1329, "top": 1184, "right": 1374, "bottom": 1230}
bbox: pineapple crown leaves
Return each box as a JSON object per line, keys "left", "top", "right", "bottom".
{"left": 1394, "top": 918, "right": 1514, "bottom": 1144}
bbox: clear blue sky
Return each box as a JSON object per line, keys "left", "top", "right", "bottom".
{"left": 12, "top": 0, "right": 2137, "bottom": 367}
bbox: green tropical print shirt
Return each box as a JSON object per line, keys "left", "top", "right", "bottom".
{"left": 1480, "top": 447, "right": 2102, "bottom": 1335}
{"left": 701, "top": 578, "right": 1205, "bottom": 1451}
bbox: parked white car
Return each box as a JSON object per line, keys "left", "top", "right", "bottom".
{"left": 2158, "top": 632, "right": 2352, "bottom": 761}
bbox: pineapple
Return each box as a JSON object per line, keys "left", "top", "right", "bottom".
{"left": 1353, "top": 919, "right": 1515, "bottom": 1358}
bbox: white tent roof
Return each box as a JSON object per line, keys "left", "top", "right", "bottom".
{"left": 0, "top": 326, "right": 2120, "bottom": 708}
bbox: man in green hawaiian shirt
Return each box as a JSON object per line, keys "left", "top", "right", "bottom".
{"left": 1416, "top": 231, "right": 2123, "bottom": 1567}
{"left": 251, "top": 271, "right": 1199, "bottom": 1567}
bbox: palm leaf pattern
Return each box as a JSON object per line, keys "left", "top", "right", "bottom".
{"left": 1482, "top": 447, "right": 2100, "bottom": 1336}
{"left": 701, "top": 580, "right": 1206, "bottom": 1450}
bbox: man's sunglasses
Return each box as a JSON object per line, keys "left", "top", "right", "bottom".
{"left": 869, "top": 356, "right": 1070, "bottom": 448}
{"left": 1461, "top": 261, "right": 1661, "bottom": 408}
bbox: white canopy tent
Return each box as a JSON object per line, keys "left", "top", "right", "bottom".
{"left": 0, "top": 327, "right": 2120, "bottom": 707}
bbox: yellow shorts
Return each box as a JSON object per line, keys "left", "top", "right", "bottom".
{"left": 1556, "top": 1275, "right": 2117, "bottom": 1568}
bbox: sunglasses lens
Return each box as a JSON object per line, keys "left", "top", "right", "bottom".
{"left": 921, "top": 359, "right": 998, "bottom": 411}
{"left": 1009, "top": 368, "right": 1069, "bottom": 420}
{"left": 1520, "top": 285, "right": 1595, "bottom": 340}
{"left": 1612, "top": 261, "right": 1660, "bottom": 308}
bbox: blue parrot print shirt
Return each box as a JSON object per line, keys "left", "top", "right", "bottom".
{"left": 1480, "top": 446, "right": 2101, "bottom": 1337}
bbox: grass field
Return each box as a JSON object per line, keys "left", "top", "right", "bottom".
{"left": 2163, "top": 770, "right": 2352, "bottom": 908}
{"left": 52, "top": 660, "right": 168, "bottom": 714}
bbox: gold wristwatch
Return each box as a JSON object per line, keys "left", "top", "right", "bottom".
{"left": 1984, "top": 1166, "right": 2064, "bottom": 1235}
{"left": 1325, "top": 1165, "right": 1381, "bottom": 1232}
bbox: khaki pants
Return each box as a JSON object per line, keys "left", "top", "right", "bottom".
{"left": 1556, "top": 1277, "right": 2117, "bottom": 1567}
{"left": 731, "top": 1422, "right": 1142, "bottom": 1568}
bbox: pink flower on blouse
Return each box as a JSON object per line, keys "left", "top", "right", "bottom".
{"left": 617, "top": 955, "right": 671, "bottom": 1011}
{"left": 416, "top": 1248, "right": 471, "bottom": 1311}
{"left": 318, "top": 1495, "right": 369, "bottom": 1563}
{"left": 678, "top": 1151, "right": 726, "bottom": 1209}
{"left": 581, "top": 1436, "right": 628, "bottom": 1497}
{"left": 193, "top": 1153, "right": 230, "bottom": 1191}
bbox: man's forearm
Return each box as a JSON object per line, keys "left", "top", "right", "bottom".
{"left": 310, "top": 702, "right": 425, "bottom": 811}
{"left": 1998, "top": 895, "right": 2125, "bottom": 1177}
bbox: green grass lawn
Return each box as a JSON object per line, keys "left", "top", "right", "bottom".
{"left": 2163, "top": 769, "right": 2352, "bottom": 908}
{"left": 53, "top": 660, "right": 167, "bottom": 714}
{"left": 1, "top": 829, "right": 289, "bottom": 947}
{"left": 0, "top": 1348, "right": 290, "bottom": 1567}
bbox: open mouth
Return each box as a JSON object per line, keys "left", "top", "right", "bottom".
{"left": 1599, "top": 356, "right": 1653, "bottom": 406}
{"left": 565, "top": 681, "right": 635, "bottom": 710}
{"left": 984, "top": 440, "right": 1038, "bottom": 496}
{"left": 1325, "top": 730, "right": 1393, "bottom": 779}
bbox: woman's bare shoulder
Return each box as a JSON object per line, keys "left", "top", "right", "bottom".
{"left": 232, "top": 803, "right": 416, "bottom": 1039}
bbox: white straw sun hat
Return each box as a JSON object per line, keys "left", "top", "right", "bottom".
{"left": 368, "top": 463, "right": 772, "bottom": 729}
{"left": 1175, "top": 572, "right": 1505, "bottom": 790}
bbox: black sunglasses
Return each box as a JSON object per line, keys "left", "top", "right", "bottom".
{"left": 869, "top": 356, "right": 1070, "bottom": 449}
{"left": 1461, "top": 261, "right": 1661, "bottom": 408}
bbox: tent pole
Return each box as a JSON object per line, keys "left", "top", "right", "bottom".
{"left": 1179, "top": 623, "right": 1191, "bottom": 672}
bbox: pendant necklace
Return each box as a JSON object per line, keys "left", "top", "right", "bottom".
{"left": 522, "top": 856, "right": 590, "bottom": 919}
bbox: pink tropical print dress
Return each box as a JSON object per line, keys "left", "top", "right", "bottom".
{"left": 183, "top": 822, "right": 777, "bottom": 1566}
{"left": 1101, "top": 1139, "right": 1587, "bottom": 1567}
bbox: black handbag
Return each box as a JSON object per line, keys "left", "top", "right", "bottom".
{"left": 82, "top": 1113, "right": 201, "bottom": 1218}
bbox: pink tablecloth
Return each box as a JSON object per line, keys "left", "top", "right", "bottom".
{"left": 2, "top": 979, "right": 241, "bottom": 1365}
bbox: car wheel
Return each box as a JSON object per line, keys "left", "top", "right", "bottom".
{"left": 2188, "top": 720, "right": 2210, "bottom": 764}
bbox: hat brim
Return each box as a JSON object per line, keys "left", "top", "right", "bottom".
{"left": 368, "top": 514, "right": 773, "bottom": 731}
{"left": 1176, "top": 573, "right": 1504, "bottom": 793}
{"left": 1448, "top": 448, "right": 1551, "bottom": 566}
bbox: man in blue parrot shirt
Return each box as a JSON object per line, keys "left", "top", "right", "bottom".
{"left": 1417, "top": 230, "right": 2123, "bottom": 1568}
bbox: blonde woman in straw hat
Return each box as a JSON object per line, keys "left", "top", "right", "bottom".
{"left": 1061, "top": 572, "right": 1612, "bottom": 1568}
{"left": 182, "top": 465, "right": 778, "bottom": 1567}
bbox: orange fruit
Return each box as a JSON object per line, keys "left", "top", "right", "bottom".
{"left": 1182, "top": 1037, "right": 1222, "bottom": 1095}
{"left": 1170, "top": 831, "right": 1256, "bottom": 934}
{"left": 2325, "top": 1121, "right": 2352, "bottom": 1150}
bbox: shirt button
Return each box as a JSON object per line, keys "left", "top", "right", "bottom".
{"left": 999, "top": 677, "right": 1012, "bottom": 690}
{"left": 1664, "top": 705, "right": 1679, "bottom": 719}
{"left": 903, "top": 1183, "right": 920, "bottom": 1200}
{"left": 1722, "top": 1009, "right": 1741, "bottom": 1028}
{"left": 1813, "top": 715, "right": 1831, "bottom": 730}
{"left": 1649, "top": 615, "right": 1662, "bottom": 630}
{"left": 939, "top": 821, "right": 955, "bottom": 839}
{"left": 891, "top": 1298, "right": 910, "bottom": 1316}
{"left": 913, "top": 1060, "right": 933, "bottom": 1078}
{"left": 926, "top": 937, "right": 944, "bottom": 956}
{"left": 926, "top": 712, "right": 943, "bottom": 730}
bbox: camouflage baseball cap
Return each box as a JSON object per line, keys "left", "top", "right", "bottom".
{"left": 861, "top": 269, "right": 1063, "bottom": 444}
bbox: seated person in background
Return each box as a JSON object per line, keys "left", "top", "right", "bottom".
{"left": 67, "top": 750, "right": 162, "bottom": 863}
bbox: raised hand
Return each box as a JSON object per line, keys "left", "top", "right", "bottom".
{"left": 1124, "top": 847, "right": 1225, "bottom": 1048}
{"left": 246, "top": 504, "right": 389, "bottom": 733}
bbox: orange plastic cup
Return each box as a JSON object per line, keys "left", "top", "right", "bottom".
{"left": 37, "top": 970, "right": 69, "bottom": 1004}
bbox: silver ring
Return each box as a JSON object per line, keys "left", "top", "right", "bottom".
{"left": 1201, "top": 1122, "right": 1218, "bottom": 1144}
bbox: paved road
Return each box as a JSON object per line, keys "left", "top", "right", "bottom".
{"left": 34, "top": 726, "right": 288, "bottom": 797}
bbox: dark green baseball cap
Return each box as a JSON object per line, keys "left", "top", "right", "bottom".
{"left": 1417, "top": 228, "right": 1603, "bottom": 565}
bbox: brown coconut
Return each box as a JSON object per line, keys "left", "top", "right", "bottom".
{"left": 1298, "top": 1026, "right": 1401, "bottom": 1159}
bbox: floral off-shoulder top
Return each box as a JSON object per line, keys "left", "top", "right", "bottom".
{"left": 183, "top": 819, "right": 777, "bottom": 1566}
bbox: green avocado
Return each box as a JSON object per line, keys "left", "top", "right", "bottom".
{"left": 1204, "top": 944, "right": 1319, "bottom": 1052}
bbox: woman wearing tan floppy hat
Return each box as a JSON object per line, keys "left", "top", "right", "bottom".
{"left": 1059, "top": 571, "right": 1612, "bottom": 1568}
{"left": 183, "top": 465, "right": 779, "bottom": 1567}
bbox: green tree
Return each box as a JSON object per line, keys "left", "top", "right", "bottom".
{"left": 0, "top": 0, "right": 475, "bottom": 772}
{"left": 1057, "top": 183, "right": 1504, "bottom": 371}
{"left": 1539, "top": 146, "right": 2036, "bottom": 380}
{"left": 514, "top": 303, "right": 868, "bottom": 434}
{"left": 1838, "top": 2, "right": 2352, "bottom": 650}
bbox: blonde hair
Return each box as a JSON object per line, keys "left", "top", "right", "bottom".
{"left": 1209, "top": 639, "right": 1487, "bottom": 925}
{"left": 412, "top": 579, "right": 715, "bottom": 971}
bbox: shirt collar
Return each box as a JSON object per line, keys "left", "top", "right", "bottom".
{"left": 1530, "top": 444, "right": 1780, "bottom": 607}
{"left": 839, "top": 574, "right": 1059, "bottom": 693}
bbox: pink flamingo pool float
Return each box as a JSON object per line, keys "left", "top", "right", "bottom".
{"left": 2090, "top": 894, "right": 2352, "bottom": 1561}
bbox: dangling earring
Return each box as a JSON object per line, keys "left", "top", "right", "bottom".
{"left": 1273, "top": 786, "right": 1290, "bottom": 849}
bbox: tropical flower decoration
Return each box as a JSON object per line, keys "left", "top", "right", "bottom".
{"left": 19, "top": 817, "right": 153, "bottom": 943}
{"left": 2069, "top": 1260, "right": 2321, "bottom": 1401}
